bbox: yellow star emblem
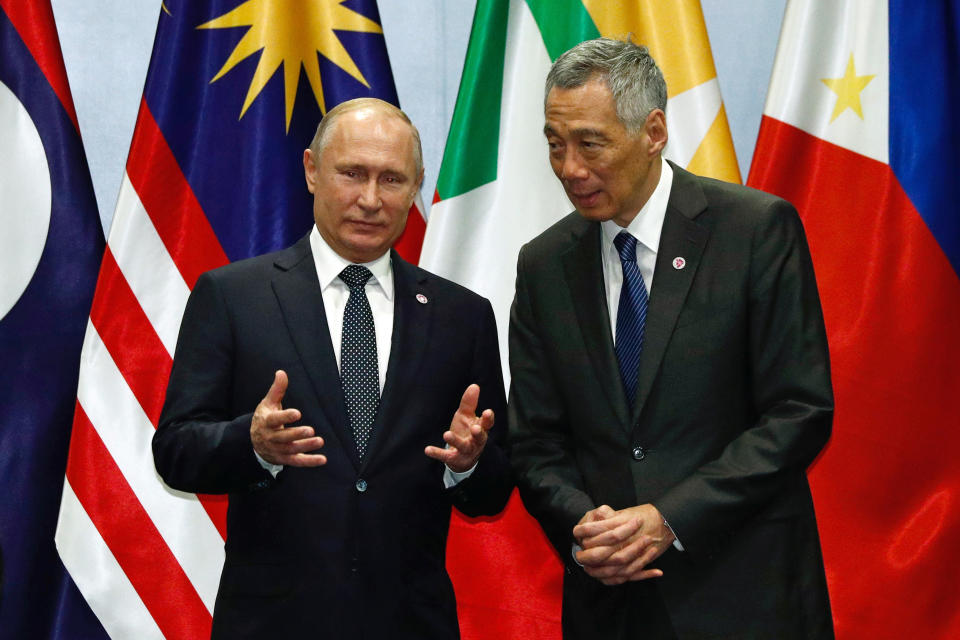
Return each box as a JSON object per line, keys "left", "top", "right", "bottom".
{"left": 821, "top": 53, "right": 876, "bottom": 123}
{"left": 199, "top": 0, "right": 383, "bottom": 132}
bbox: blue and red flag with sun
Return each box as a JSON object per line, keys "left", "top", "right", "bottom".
{"left": 54, "top": 2, "right": 416, "bottom": 637}
{"left": 0, "top": 2, "right": 106, "bottom": 639}
{"left": 749, "top": 0, "right": 960, "bottom": 636}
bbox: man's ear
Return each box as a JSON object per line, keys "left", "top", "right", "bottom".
{"left": 645, "top": 109, "right": 668, "bottom": 156}
{"left": 303, "top": 148, "right": 317, "bottom": 194}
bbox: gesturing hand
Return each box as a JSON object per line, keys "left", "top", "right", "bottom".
{"left": 573, "top": 503, "right": 675, "bottom": 585}
{"left": 250, "top": 370, "right": 326, "bottom": 467}
{"left": 424, "top": 384, "right": 494, "bottom": 473}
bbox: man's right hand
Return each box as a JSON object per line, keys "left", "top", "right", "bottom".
{"left": 251, "top": 370, "right": 326, "bottom": 467}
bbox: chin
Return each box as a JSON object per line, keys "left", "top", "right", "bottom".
{"left": 575, "top": 208, "right": 616, "bottom": 222}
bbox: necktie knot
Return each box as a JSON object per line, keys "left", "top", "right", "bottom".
{"left": 613, "top": 231, "right": 638, "bottom": 263}
{"left": 339, "top": 265, "right": 373, "bottom": 291}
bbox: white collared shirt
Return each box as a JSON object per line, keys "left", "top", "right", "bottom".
{"left": 600, "top": 157, "right": 673, "bottom": 341}
{"left": 309, "top": 226, "right": 392, "bottom": 390}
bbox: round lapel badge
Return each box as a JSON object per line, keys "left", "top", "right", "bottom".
{"left": 672, "top": 257, "right": 686, "bottom": 270}
{"left": 416, "top": 293, "right": 428, "bottom": 304}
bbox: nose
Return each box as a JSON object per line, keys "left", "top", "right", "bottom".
{"left": 357, "top": 179, "right": 381, "bottom": 212}
{"left": 560, "top": 148, "right": 588, "bottom": 181}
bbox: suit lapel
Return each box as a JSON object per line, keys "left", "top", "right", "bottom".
{"left": 271, "top": 235, "right": 359, "bottom": 470}
{"left": 561, "top": 221, "right": 632, "bottom": 428}
{"left": 632, "top": 165, "right": 710, "bottom": 426}
{"left": 359, "top": 251, "right": 432, "bottom": 473}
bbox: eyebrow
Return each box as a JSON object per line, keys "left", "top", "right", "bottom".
{"left": 543, "top": 125, "right": 608, "bottom": 140}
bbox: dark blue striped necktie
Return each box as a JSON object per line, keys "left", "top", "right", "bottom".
{"left": 613, "top": 231, "right": 648, "bottom": 408}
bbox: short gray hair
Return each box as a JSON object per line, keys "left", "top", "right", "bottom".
{"left": 545, "top": 38, "right": 667, "bottom": 132}
{"left": 309, "top": 97, "right": 423, "bottom": 174}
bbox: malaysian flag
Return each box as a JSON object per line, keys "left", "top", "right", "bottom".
{"left": 54, "top": 1, "right": 418, "bottom": 636}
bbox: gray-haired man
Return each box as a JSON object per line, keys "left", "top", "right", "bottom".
{"left": 508, "top": 38, "right": 834, "bottom": 639}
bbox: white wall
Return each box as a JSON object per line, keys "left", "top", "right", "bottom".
{"left": 51, "top": 0, "right": 786, "bottom": 234}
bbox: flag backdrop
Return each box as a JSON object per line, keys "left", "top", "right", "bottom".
{"left": 748, "top": 0, "right": 960, "bottom": 637}
{"left": 425, "top": 1, "right": 739, "bottom": 637}
{"left": 0, "top": 1, "right": 106, "bottom": 638}
{"left": 53, "top": 1, "right": 419, "bottom": 637}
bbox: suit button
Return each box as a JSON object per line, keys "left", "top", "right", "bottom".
{"left": 632, "top": 447, "right": 646, "bottom": 461}
{"left": 355, "top": 479, "right": 368, "bottom": 492}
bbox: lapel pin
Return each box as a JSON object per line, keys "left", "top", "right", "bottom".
{"left": 416, "top": 293, "right": 428, "bottom": 304}
{"left": 672, "top": 257, "right": 686, "bottom": 270}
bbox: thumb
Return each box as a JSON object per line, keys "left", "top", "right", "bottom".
{"left": 456, "top": 384, "right": 480, "bottom": 418}
{"left": 263, "top": 370, "right": 288, "bottom": 408}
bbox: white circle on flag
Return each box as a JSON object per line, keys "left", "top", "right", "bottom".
{"left": 0, "top": 79, "right": 52, "bottom": 321}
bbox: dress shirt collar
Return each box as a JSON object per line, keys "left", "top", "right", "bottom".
{"left": 600, "top": 156, "right": 673, "bottom": 254}
{"left": 309, "top": 226, "right": 394, "bottom": 300}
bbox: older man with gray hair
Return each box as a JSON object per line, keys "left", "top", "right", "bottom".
{"left": 508, "top": 38, "right": 834, "bottom": 638}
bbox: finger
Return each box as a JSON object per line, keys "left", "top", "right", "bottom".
{"left": 443, "top": 428, "right": 482, "bottom": 455}
{"left": 574, "top": 513, "right": 633, "bottom": 540}
{"left": 575, "top": 544, "right": 618, "bottom": 566}
{"left": 594, "top": 504, "right": 616, "bottom": 519}
{"left": 456, "top": 384, "right": 480, "bottom": 419}
{"left": 600, "top": 567, "right": 663, "bottom": 585}
{"left": 257, "top": 407, "right": 302, "bottom": 430}
{"left": 268, "top": 435, "right": 324, "bottom": 454}
{"left": 623, "top": 567, "right": 664, "bottom": 582}
{"left": 578, "top": 518, "right": 642, "bottom": 549}
{"left": 279, "top": 452, "right": 327, "bottom": 467}
{"left": 263, "top": 370, "right": 289, "bottom": 409}
{"left": 424, "top": 444, "right": 458, "bottom": 464}
{"left": 478, "top": 408, "right": 494, "bottom": 431}
{"left": 265, "top": 425, "right": 316, "bottom": 444}
{"left": 603, "top": 535, "right": 654, "bottom": 566}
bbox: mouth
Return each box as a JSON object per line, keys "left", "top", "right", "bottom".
{"left": 344, "top": 219, "right": 384, "bottom": 231}
{"left": 567, "top": 189, "right": 601, "bottom": 208}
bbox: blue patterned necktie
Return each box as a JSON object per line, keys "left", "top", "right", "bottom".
{"left": 338, "top": 265, "right": 380, "bottom": 459}
{"left": 613, "top": 231, "right": 648, "bottom": 408}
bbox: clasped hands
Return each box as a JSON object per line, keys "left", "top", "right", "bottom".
{"left": 251, "top": 370, "right": 493, "bottom": 472}
{"left": 573, "top": 503, "right": 676, "bottom": 586}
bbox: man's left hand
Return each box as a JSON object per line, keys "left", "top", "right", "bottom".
{"left": 424, "top": 384, "right": 493, "bottom": 473}
{"left": 573, "top": 503, "right": 676, "bottom": 586}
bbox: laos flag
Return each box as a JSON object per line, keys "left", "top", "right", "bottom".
{"left": 0, "top": 1, "right": 106, "bottom": 639}
{"left": 748, "top": 1, "right": 960, "bottom": 637}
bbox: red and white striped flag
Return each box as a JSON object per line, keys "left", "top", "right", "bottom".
{"left": 55, "top": 2, "right": 417, "bottom": 637}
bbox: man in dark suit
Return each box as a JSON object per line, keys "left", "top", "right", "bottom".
{"left": 153, "top": 98, "right": 512, "bottom": 639}
{"left": 508, "top": 39, "right": 834, "bottom": 638}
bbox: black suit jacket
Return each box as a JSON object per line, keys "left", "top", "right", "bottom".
{"left": 508, "top": 164, "right": 833, "bottom": 639}
{"left": 153, "top": 235, "right": 512, "bottom": 639}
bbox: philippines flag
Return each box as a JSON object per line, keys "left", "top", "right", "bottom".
{"left": 54, "top": 1, "right": 415, "bottom": 637}
{"left": 0, "top": 1, "right": 106, "bottom": 638}
{"left": 748, "top": 1, "right": 960, "bottom": 637}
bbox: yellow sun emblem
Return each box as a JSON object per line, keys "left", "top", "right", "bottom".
{"left": 198, "top": 0, "right": 383, "bottom": 131}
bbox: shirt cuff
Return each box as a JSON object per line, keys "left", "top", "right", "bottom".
{"left": 663, "top": 516, "right": 684, "bottom": 551}
{"left": 443, "top": 460, "right": 477, "bottom": 488}
{"left": 254, "top": 450, "right": 283, "bottom": 478}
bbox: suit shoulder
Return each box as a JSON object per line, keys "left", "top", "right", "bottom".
{"left": 519, "top": 212, "right": 590, "bottom": 260}
{"left": 405, "top": 263, "right": 493, "bottom": 310}
{"left": 695, "top": 174, "right": 797, "bottom": 221}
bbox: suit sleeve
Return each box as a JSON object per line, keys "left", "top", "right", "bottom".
{"left": 507, "top": 246, "right": 596, "bottom": 561}
{"left": 152, "top": 271, "right": 271, "bottom": 495}
{"left": 653, "top": 200, "right": 833, "bottom": 556}
{"left": 447, "top": 298, "right": 514, "bottom": 517}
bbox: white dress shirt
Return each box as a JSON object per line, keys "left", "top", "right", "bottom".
{"left": 600, "top": 157, "right": 672, "bottom": 340}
